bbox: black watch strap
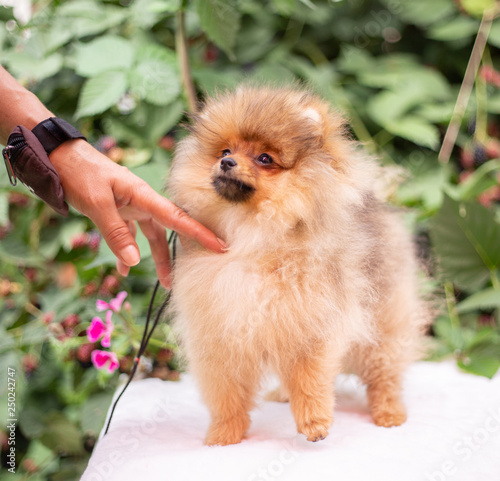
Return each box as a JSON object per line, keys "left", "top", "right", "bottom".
{"left": 31, "top": 117, "right": 86, "bottom": 155}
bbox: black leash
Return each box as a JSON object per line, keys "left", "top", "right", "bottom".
{"left": 104, "top": 231, "right": 177, "bottom": 436}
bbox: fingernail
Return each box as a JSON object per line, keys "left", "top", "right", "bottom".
{"left": 217, "top": 237, "right": 228, "bottom": 250}
{"left": 121, "top": 245, "right": 140, "bottom": 266}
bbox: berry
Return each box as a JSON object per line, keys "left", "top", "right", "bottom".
{"left": 158, "top": 135, "right": 176, "bottom": 151}
{"left": 77, "top": 343, "right": 95, "bottom": 363}
{"left": 62, "top": 314, "right": 80, "bottom": 330}
{"left": 473, "top": 145, "right": 488, "bottom": 168}
{"left": 22, "top": 353, "right": 39, "bottom": 374}
{"left": 460, "top": 146, "right": 474, "bottom": 170}
{"left": 82, "top": 281, "right": 98, "bottom": 297}
{"left": 88, "top": 232, "right": 101, "bottom": 250}
{"left": 478, "top": 186, "right": 500, "bottom": 207}
{"left": 8, "top": 192, "right": 30, "bottom": 206}
{"left": 485, "top": 139, "right": 500, "bottom": 159}
{"left": 22, "top": 458, "right": 38, "bottom": 473}
{"left": 203, "top": 44, "right": 219, "bottom": 63}
{"left": 97, "top": 136, "right": 117, "bottom": 153}
{"left": 42, "top": 312, "right": 55, "bottom": 324}
{"left": 156, "top": 348, "right": 174, "bottom": 363}
{"left": 119, "top": 355, "right": 134, "bottom": 374}
{"left": 71, "top": 233, "right": 89, "bottom": 249}
{"left": 479, "top": 65, "right": 500, "bottom": 88}
{"left": 99, "top": 275, "right": 120, "bottom": 296}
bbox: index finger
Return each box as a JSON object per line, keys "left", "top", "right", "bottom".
{"left": 133, "top": 184, "right": 226, "bottom": 253}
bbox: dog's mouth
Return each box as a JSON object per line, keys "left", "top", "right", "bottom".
{"left": 212, "top": 175, "right": 255, "bottom": 203}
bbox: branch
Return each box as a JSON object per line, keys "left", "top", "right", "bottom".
{"left": 438, "top": 8, "right": 498, "bottom": 163}
{"left": 176, "top": 10, "right": 198, "bottom": 114}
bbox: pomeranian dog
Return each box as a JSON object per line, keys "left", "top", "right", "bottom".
{"left": 168, "top": 85, "right": 429, "bottom": 446}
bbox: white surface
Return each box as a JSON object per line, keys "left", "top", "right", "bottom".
{"left": 80, "top": 362, "right": 500, "bottom": 481}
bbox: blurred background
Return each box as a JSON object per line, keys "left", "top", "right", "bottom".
{"left": 1, "top": 0, "right": 500, "bottom": 478}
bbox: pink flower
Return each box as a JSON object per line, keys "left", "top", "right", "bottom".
{"left": 87, "top": 311, "right": 114, "bottom": 348}
{"left": 96, "top": 291, "right": 128, "bottom": 312}
{"left": 91, "top": 350, "right": 119, "bottom": 373}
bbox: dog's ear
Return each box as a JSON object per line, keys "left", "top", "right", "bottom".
{"left": 299, "top": 105, "right": 327, "bottom": 149}
{"left": 303, "top": 107, "right": 322, "bottom": 124}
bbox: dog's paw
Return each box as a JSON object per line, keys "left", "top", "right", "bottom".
{"left": 204, "top": 416, "right": 249, "bottom": 446}
{"left": 372, "top": 408, "right": 407, "bottom": 427}
{"left": 205, "top": 431, "right": 243, "bottom": 446}
{"left": 298, "top": 420, "right": 330, "bottom": 442}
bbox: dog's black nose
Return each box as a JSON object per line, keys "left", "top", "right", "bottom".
{"left": 220, "top": 157, "right": 237, "bottom": 172}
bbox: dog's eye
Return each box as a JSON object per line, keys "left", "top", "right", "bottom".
{"left": 257, "top": 153, "right": 273, "bottom": 165}
{"left": 221, "top": 149, "right": 231, "bottom": 157}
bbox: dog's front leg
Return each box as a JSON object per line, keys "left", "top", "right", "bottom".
{"left": 281, "top": 343, "right": 340, "bottom": 442}
{"left": 195, "top": 354, "right": 260, "bottom": 446}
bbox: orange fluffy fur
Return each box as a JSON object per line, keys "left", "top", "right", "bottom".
{"left": 168, "top": 85, "right": 430, "bottom": 446}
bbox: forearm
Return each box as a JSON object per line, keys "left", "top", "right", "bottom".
{"left": 0, "top": 66, "right": 53, "bottom": 144}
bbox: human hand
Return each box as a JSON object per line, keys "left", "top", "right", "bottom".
{"left": 49, "top": 139, "right": 225, "bottom": 288}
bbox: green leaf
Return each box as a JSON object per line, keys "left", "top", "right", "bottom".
{"left": 194, "top": 0, "right": 242, "bottom": 57}
{"left": 132, "top": 158, "right": 170, "bottom": 193}
{"left": 397, "top": 154, "right": 450, "bottom": 210}
{"left": 75, "top": 71, "right": 128, "bottom": 118}
{"left": 487, "top": 20, "right": 500, "bottom": 48}
{"left": 381, "top": 0, "right": 455, "bottom": 27}
{"left": 81, "top": 391, "right": 114, "bottom": 436}
{"left": 453, "top": 159, "right": 500, "bottom": 200}
{"left": 338, "top": 46, "right": 376, "bottom": 74}
{"left": 130, "top": 60, "right": 181, "bottom": 106}
{"left": 432, "top": 316, "right": 465, "bottom": 351}
{"left": 458, "top": 354, "right": 500, "bottom": 378}
{"left": 3, "top": 51, "right": 64, "bottom": 82}
{"left": 39, "top": 412, "right": 84, "bottom": 455}
{"left": 24, "top": 441, "right": 59, "bottom": 476}
{"left": 135, "top": 42, "right": 177, "bottom": 64}
{"left": 103, "top": 100, "right": 184, "bottom": 147}
{"left": 19, "top": 323, "right": 50, "bottom": 347}
{"left": 385, "top": 117, "right": 440, "bottom": 150}
{"left": 56, "top": 1, "right": 128, "bottom": 39}
{"left": 429, "top": 195, "right": 500, "bottom": 291}
{"left": 456, "top": 287, "right": 500, "bottom": 312}
{"left": 366, "top": 90, "right": 421, "bottom": 126}
{"left": 428, "top": 16, "right": 480, "bottom": 41}
{"left": 147, "top": 0, "right": 182, "bottom": 13}
{"left": 487, "top": 91, "right": 500, "bottom": 113}
{"left": 0, "top": 232, "right": 44, "bottom": 266}
{"left": 460, "top": 0, "right": 496, "bottom": 17}
{"left": 250, "top": 63, "right": 296, "bottom": 84}
{"left": 271, "top": 0, "right": 296, "bottom": 15}
{"left": 416, "top": 102, "right": 455, "bottom": 123}
{"left": 74, "top": 36, "right": 135, "bottom": 78}
{"left": 359, "top": 58, "right": 451, "bottom": 101}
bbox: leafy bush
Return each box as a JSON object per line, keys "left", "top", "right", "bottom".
{"left": 1, "top": 0, "right": 500, "bottom": 478}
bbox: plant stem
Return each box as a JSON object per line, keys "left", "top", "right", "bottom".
{"left": 439, "top": 8, "right": 497, "bottom": 163}
{"left": 475, "top": 60, "right": 488, "bottom": 145}
{"left": 444, "top": 281, "right": 460, "bottom": 330}
{"left": 176, "top": 10, "right": 198, "bottom": 113}
{"left": 491, "top": 269, "right": 500, "bottom": 290}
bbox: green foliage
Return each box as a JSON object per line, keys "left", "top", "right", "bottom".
{"left": 1, "top": 0, "right": 500, "bottom": 478}
{"left": 430, "top": 194, "right": 500, "bottom": 291}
